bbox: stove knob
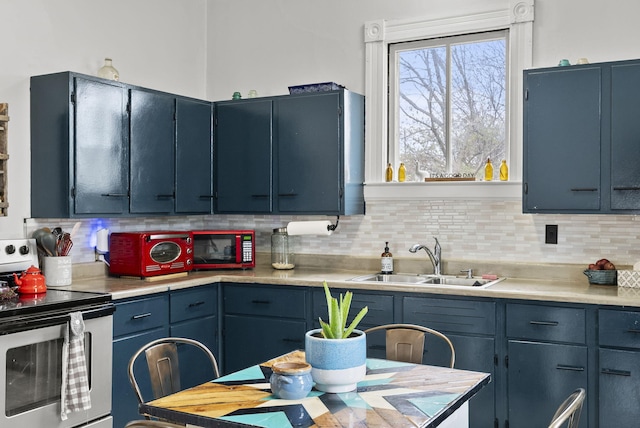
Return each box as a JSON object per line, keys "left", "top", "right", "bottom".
{"left": 5, "top": 245, "right": 15, "bottom": 255}
{"left": 19, "top": 245, "right": 30, "bottom": 255}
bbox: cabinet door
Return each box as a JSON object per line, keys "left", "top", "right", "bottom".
{"left": 428, "top": 334, "right": 495, "bottom": 428}
{"left": 276, "top": 93, "right": 342, "bottom": 213}
{"left": 599, "top": 348, "right": 640, "bottom": 426}
{"left": 403, "top": 296, "right": 496, "bottom": 428}
{"left": 523, "top": 67, "right": 601, "bottom": 212}
{"left": 507, "top": 340, "right": 587, "bottom": 428}
{"left": 130, "top": 89, "right": 175, "bottom": 213}
{"left": 112, "top": 328, "right": 168, "bottom": 428}
{"left": 214, "top": 100, "right": 273, "bottom": 213}
{"left": 170, "top": 316, "right": 219, "bottom": 390}
{"left": 74, "top": 77, "right": 129, "bottom": 214}
{"left": 175, "top": 98, "right": 213, "bottom": 213}
{"left": 223, "top": 315, "right": 307, "bottom": 373}
{"left": 611, "top": 62, "right": 640, "bottom": 210}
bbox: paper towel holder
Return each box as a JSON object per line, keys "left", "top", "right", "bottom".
{"left": 328, "top": 216, "right": 339, "bottom": 232}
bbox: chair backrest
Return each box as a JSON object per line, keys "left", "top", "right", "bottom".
{"left": 364, "top": 323, "right": 456, "bottom": 368}
{"left": 548, "top": 388, "right": 586, "bottom": 428}
{"left": 128, "top": 337, "right": 220, "bottom": 406}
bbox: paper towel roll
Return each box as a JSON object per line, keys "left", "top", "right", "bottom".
{"left": 634, "top": 261, "right": 640, "bottom": 271}
{"left": 96, "top": 228, "right": 110, "bottom": 253}
{"left": 286, "top": 221, "right": 333, "bottom": 236}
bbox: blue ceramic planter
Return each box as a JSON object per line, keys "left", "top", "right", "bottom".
{"left": 305, "top": 328, "right": 366, "bottom": 392}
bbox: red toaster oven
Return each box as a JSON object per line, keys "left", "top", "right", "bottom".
{"left": 108, "top": 231, "right": 193, "bottom": 277}
{"left": 191, "top": 230, "right": 255, "bottom": 270}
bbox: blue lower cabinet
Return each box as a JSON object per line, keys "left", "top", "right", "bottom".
{"left": 170, "top": 315, "right": 218, "bottom": 390}
{"left": 112, "top": 327, "right": 169, "bottom": 428}
{"left": 223, "top": 314, "right": 307, "bottom": 374}
{"left": 507, "top": 340, "right": 588, "bottom": 428}
{"left": 112, "top": 285, "right": 219, "bottom": 428}
{"left": 403, "top": 295, "right": 495, "bottom": 428}
{"left": 599, "top": 348, "right": 640, "bottom": 426}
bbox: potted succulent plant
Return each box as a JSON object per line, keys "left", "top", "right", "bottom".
{"left": 305, "top": 281, "right": 368, "bottom": 392}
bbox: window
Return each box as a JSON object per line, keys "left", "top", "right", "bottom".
{"left": 389, "top": 31, "right": 508, "bottom": 182}
{"left": 364, "top": 2, "right": 534, "bottom": 200}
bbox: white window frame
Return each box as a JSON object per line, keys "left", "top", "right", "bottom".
{"left": 364, "top": 0, "right": 534, "bottom": 201}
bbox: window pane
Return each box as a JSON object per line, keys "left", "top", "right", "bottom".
{"left": 450, "top": 39, "right": 506, "bottom": 178}
{"left": 398, "top": 45, "right": 447, "bottom": 179}
{"left": 394, "top": 32, "right": 507, "bottom": 181}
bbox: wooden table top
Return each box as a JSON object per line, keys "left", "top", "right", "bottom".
{"left": 140, "top": 351, "right": 490, "bottom": 428}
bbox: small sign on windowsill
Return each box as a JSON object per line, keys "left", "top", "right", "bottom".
{"left": 424, "top": 173, "right": 476, "bottom": 182}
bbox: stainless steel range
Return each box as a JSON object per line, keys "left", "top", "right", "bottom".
{"left": 0, "top": 238, "right": 114, "bottom": 428}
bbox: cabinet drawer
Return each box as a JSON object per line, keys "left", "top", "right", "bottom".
{"left": 599, "top": 309, "right": 640, "bottom": 348}
{"left": 507, "top": 303, "right": 585, "bottom": 344}
{"left": 113, "top": 294, "right": 169, "bottom": 337}
{"left": 403, "top": 296, "right": 495, "bottom": 335}
{"left": 312, "top": 289, "right": 393, "bottom": 326}
{"left": 224, "top": 284, "right": 306, "bottom": 318}
{"left": 171, "top": 286, "right": 217, "bottom": 323}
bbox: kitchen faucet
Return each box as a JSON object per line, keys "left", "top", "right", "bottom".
{"left": 409, "top": 237, "right": 442, "bottom": 276}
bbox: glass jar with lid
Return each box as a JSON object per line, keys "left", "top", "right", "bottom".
{"left": 271, "top": 227, "right": 294, "bottom": 270}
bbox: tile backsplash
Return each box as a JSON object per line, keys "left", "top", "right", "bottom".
{"left": 24, "top": 199, "right": 640, "bottom": 266}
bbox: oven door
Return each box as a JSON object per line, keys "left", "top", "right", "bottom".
{"left": 0, "top": 312, "right": 113, "bottom": 428}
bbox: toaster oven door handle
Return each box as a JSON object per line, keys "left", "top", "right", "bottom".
{"left": 147, "top": 233, "right": 191, "bottom": 240}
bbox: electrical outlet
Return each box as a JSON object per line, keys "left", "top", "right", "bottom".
{"left": 545, "top": 225, "right": 558, "bottom": 244}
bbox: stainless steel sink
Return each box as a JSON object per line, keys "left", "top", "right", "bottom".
{"left": 348, "top": 273, "right": 505, "bottom": 288}
{"left": 348, "top": 273, "right": 431, "bottom": 284}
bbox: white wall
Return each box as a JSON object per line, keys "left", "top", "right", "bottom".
{"left": 8, "top": 0, "right": 640, "bottom": 268}
{"left": 0, "top": 0, "right": 207, "bottom": 237}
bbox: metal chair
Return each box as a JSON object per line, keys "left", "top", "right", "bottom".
{"left": 125, "top": 337, "right": 221, "bottom": 428}
{"left": 548, "top": 388, "right": 586, "bottom": 428}
{"left": 364, "top": 323, "right": 456, "bottom": 368}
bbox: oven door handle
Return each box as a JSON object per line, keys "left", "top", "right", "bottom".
{"left": 1, "top": 303, "right": 115, "bottom": 334}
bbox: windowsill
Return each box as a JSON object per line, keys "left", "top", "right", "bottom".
{"left": 364, "top": 181, "right": 522, "bottom": 201}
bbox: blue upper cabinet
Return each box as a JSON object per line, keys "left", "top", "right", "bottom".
{"left": 31, "top": 73, "right": 130, "bottom": 217}
{"left": 523, "top": 59, "right": 640, "bottom": 214}
{"left": 30, "top": 71, "right": 214, "bottom": 217}
{"left": 214, "top": 99, "right": 273, "bottom": 214}
{"left": 214, "top": 89, "right": 365, "bottom": 215}
{"left": 175, "top": 98, "right": 214, "bottom": 214}
{"left": 610, "top": 62, "right": 640, "bottom": 211}
{"left": 129, "top": 88, "right": 176, "bottom": 214}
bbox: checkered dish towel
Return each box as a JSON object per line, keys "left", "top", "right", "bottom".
{"left": 61, "top": 311, "right": 91, "bottom": 420}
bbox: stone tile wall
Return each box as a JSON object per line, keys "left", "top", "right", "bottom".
{"left": 24, "top": 200, "right": 640, "bottom": 266}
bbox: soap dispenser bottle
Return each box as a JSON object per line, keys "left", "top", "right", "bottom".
{"left": 381, "top": 242, "right": 394, "bottom": 274}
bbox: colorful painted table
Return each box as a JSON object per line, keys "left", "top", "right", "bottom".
{"left": 140, "top": 351, "right": 490, "bottom": 428}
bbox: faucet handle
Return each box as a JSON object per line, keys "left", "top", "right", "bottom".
{"left": 460, "top": 268, "right": 473, "bottom": 279}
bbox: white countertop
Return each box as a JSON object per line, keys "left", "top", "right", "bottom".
{"left": 62, "top": 265, "right": 640, "bottom": 308}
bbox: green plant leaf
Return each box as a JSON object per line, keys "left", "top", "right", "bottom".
{"left": 343, "top": 306, "right": 368, "bottom": 338}
{"left": 341, "top": 291, "right": 352, "bottom": 333}
{"left": 329, "top": 296, "right": 342, "bottom": 339}
{"left": 319, "top": 318, "right": 334, "bottom": 339}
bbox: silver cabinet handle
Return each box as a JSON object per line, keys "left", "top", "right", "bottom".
{"left": 529, "top": 320, "right": 559, "bottom": 326}
{"left": 132, "top": 312, "right": 152, "bottom": 320}
{"left": 601, "top": 368, "right": 631, "bottom": 377}
{"left": 556, "top": 364, "right": 585, "bottom": 372}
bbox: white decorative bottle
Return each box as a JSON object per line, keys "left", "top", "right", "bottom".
{"left": 97, "top": 58, "right": 120, "bottom": 81}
